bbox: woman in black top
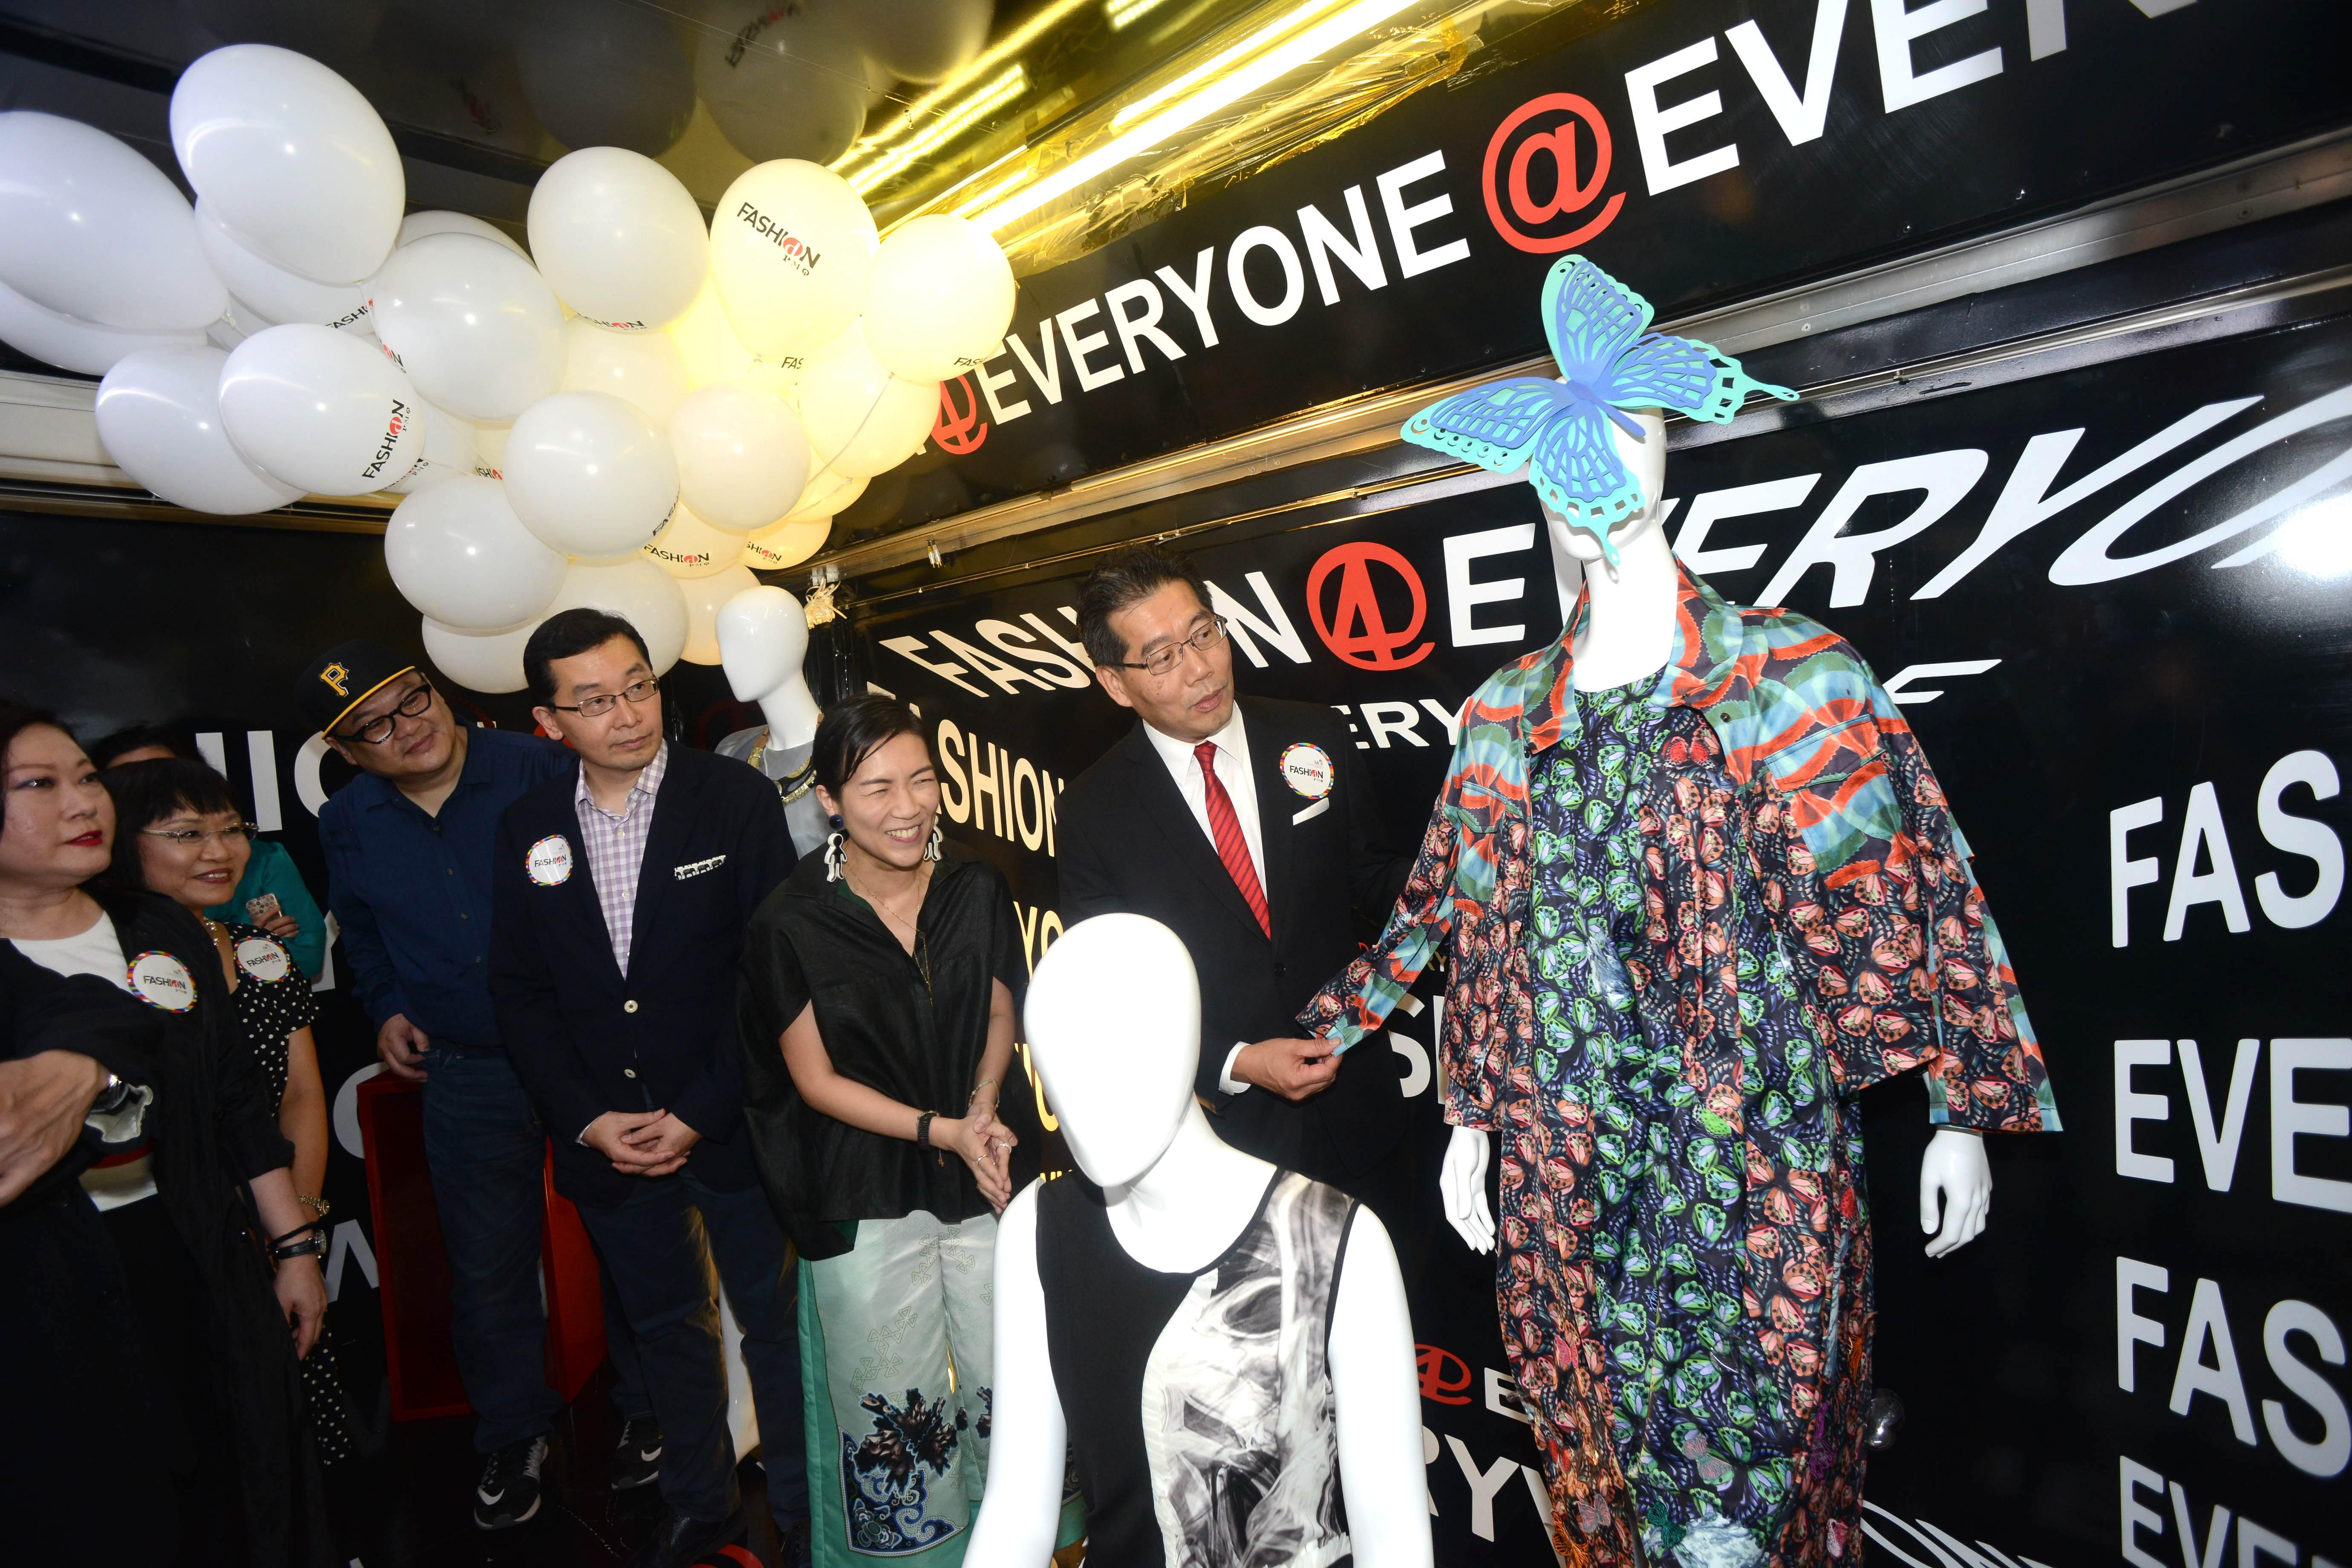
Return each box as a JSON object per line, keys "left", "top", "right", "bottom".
{"left": 104, "top": 758, "right": 357, "bottom": 1466}
{"left": 0, "top": 703, "right": 331, "bottom": 1567}
{"left": 739, "top": 696, "right": 1065, "bottom": 1568}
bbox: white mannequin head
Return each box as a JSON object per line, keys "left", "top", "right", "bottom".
{"left": 717, "top": 585, "right": 811, "bottom": 703}
{"left": 1024, "top": 914, "right": 1202, "bottom": 1188}
{"left": 1542, "top": 406, "right": 1668, "bottom": 566}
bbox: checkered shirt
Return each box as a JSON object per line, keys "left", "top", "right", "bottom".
{"left": 574, "top": 741, "right": 669, "bottom": 977}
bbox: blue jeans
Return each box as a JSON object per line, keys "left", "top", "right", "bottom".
{"left": 420, "top": 1046, "right": 650, "bottom": 1450}
{"left": 576, "top": 1169, "right": 809, "bottom": 1525}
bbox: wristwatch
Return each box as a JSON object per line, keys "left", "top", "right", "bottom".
{"left": 90, "top": 1071, "right": 139, "bottom": 1117}
{"left": 273, "top": 1231, "right": 328, "bottom": 1263}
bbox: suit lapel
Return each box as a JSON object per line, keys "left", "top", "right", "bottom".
{"left": 1242, "top": 700, "right": 1295, "bottom": 952}
{"left": 1122, "top": 723, "right": 1265, "bottom": 943}
{"left": 546, "top": 785, "right": 616, "bottom": 983}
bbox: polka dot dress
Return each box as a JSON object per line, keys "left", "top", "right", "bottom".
{"left": 220, "top": 921, "right": 357, "bottom": 1466}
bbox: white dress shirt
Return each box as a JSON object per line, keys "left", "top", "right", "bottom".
{"left": 1140, "top": 709, "right": 1263, "bottom": 1095}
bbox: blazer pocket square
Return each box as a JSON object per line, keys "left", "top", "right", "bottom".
{"left": 673, "top": 854, "right": 727, "bottom": 880}
{"left": 1290, "top": 798, "right": 1332, "bottom": 826}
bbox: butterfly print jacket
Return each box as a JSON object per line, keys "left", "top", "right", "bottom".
{"left": 1300, "top": 565, "right": 2060, "bottom": 1140}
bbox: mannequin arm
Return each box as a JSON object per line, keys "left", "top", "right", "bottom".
{"left": 967, "top": 1188, "right": 1069, "bottom": 1568}
{"left": 1439, "top": 1125, "right": 1494, "bottom": 1253}
{"left": 1329, "top": 1208, "right": 1435, "bottom": 1568}
{"left": 1919, "top": 1127, "right": 1991, "bottom": 1258}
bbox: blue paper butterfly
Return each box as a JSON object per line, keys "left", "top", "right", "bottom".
{"left": 1401, "top": 256, "right": 1796, "bottom": 565}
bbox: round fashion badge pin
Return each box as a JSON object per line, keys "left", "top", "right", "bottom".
{"left": 234, "top": 937, "right": 292, "bottom": 984}
{"left": 1278, "top": 742, "right": 1335, "bottom": 800}
{"left": 126, "top": 950, "right": 198, "bottom": 1012}
{"left": 527, "top": 834, "right": 574, "bottom": 886}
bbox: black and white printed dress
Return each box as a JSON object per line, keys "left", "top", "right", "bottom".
{"left": 219, "top": 920, "right": 357, "bottom": 1466}
{"left": 1037, "top": 1168, "right": 1357, "bottom": 1568}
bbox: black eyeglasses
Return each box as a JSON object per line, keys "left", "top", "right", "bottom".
{"left": 335, "top": 678, "right": 435, "bottom": 746}
{"left": 141, "top": 823, "right": 257, "bottom": 847}
{"left": 550, "top": 677, "right": 660, "bottom": 719}
{"left": 1118, "top": 617, "right": 1228, "bottom": 678}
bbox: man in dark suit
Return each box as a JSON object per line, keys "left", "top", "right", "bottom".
{"left": 488, "top": 609, "right": 804, "bottom": 1568}
{"left": 1057, "top": 547, "right": 1413, "bottom": 1222}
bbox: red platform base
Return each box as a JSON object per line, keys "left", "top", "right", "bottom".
{"left": 356, "top": 1072, "right": 610, "bottom": 1421}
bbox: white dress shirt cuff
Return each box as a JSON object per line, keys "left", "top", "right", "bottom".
{"left": 1219, "top": 1042, "right": 1252, "bottom": 1097}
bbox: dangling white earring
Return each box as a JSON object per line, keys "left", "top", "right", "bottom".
{"left": 824, "top": 830, "right": 846, "bottom": 882}
{"left": 925, "top": 823, "right": 943, "bottom": 861}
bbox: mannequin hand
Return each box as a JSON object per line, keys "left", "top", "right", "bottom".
{"left": 943, "top": 1112, "right": 1015, "bottom": 1212}
{"left": 1920, "top": 1127, "right": 1992, "bottom": 1258}
{"left": 1234, "top": 1038, "right": 1340, "bottom": 1101}
{"left": 275, "top": 1254, "right": 328, "bottom": 1359}
{"left": 1439, "top": 1126, "right": 1495, "bottom": 1254}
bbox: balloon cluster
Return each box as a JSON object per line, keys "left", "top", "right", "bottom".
{"left": 0, "top": 43, "right": 1016, "bottom": 692}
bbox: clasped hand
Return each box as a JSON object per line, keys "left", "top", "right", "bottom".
{"left": 583, "top": 1109, "right": 701, "bottom": 1177}
{"left": 937, "top": 1106, "right": 1016, "bottom": 1213}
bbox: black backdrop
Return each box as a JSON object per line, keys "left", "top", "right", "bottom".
{"left": 860, "top": 312, "right": 2352, "bottom": 1566}
{"left": 6, "top": 310, "right": 2346, "bottom": 1568}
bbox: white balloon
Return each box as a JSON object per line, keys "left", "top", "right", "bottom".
{"left": 0, "top": 280, "right": 206, "bottom": 376}
{"left": 562, "top": 318, "right": 692, "bottom": 427}
{"left": 797, "top": 323, "right": 937, "bottom": 480}
{"left": 0, "top": 112, "right": 228, "bottom": 333}
{"left": 395, "top": 210, "right": 529, "bottom": 259}
{"left": 843, "top": 0, "right": 991, "bottom": 84}
{"left": 667, "top": 275, "right": 755, "bottom": 388}
{"left": 385, "top": 475, "right": 568, "bottom": 630}
{"left": 693, "top": 2, "right": 868, "bottom": 165}
{"left": 742, "top": 516, "right": 830, "bottom": 571}
{"left": 541, "top": 557, "right": 690, "bottom": 673}
{"left": 644, "top": 503, "right": 748, "bottom": 578}
{"left": 95, "top": 345, "right": 303, "bottom": 516}
{"left": 217, "top": 323, "right": 424, "bottom": 495}
{"left": 195, "top": 203, "right": 374, "bottom": 336}
{"left": 422, "top": 614, "right": 535, "bottom": 694}
{"left": 502, "top": 391, "right": 679, "bottom": 560}
{"left": 679, "top": 564, "right": 762, "bottom": 664}
{"left": 528, "top": 147, "right": 709, "bottom": 334}
{"left": 514, "top": 3, "right": 695, "bottom": 158}
{"left": 372, "top": 233, "right": 566, "bottom": 421}
{"left": 382, "top": 395, "right": 487, "bottom": 494}
{"left": 862, "top": 216, "right": 1016, "bottom": 382}
{"left": 782, "top": 468, "right": 867, "bottom": 524}
{"left": 171, "top": 44, "right": 404, "bottom": 284}
{"left": 708, "top": 160, "right": 878, "bottom": 365}
{"left": 669, "top": 383, "right": 811, "bottom": 533}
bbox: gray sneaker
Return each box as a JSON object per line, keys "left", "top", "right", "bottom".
{"left": 473, "top": 1434, "right": 549, "bottom": 1530}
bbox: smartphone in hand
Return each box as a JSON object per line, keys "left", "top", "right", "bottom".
{"left": 245, "top": 893, "right": 283, "bottom": 924}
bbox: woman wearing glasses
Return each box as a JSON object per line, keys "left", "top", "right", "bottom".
{"left": 738, "top": 695, "right": 1079, "bottom": 1568}
{"left": 104, "top": 758, "right": 357, "bottom": 1467}
{"left": 0, "top": 704, "right": 331, "bottom": 1566}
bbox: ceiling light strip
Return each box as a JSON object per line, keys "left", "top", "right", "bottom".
{"left": 831, "top": 0, "right": 1094, "bottom": 173}
{"left": 973, "top": 0, "right": 1423, "bottom": 232}
{"left": 850, "top": 66, "right": 1028, "bottom": 194}
{"left": 1110, "top": 0, "right": 1355, "bottom": 128}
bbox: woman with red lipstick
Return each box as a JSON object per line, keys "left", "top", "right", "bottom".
{"left": 104, "top": 756, "right": 357, "bottom": 1468}
{"left": 0, "top": 703, "right": 332, "bottom": 1567}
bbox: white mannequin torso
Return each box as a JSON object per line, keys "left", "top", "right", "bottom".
{"left": 970, "top": 915, "right": 1433, "bottom": 1568}
{"left": 1439, "top": 412, "right": 1994, "bottom": 1260}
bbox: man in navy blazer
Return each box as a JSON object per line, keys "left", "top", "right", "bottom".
{"left": 489, "top": 609, "right": 804, "bottom": 1568}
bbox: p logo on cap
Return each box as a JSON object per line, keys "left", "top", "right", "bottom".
{"left": 318, "top": 663, "right": 351, "bottom": 698}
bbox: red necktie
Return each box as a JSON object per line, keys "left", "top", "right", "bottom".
{"left": 1195, "top": 741, "right": 1270, "bottom": 940}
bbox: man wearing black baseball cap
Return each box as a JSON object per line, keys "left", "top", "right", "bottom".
{"left": 301, "top": 642, "right": 659, "bottom": 1527}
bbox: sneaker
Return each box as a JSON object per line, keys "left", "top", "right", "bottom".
{"left": 612, "top": 1413, "right": 663, "bottom": 1492}
{"left": 473, "top": 1435, "right": 549, "bottom": 1530}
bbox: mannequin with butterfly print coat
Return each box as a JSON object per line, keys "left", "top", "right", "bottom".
{"left": 1438, "top": 409, "right": 1995, "bottom": 1265}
